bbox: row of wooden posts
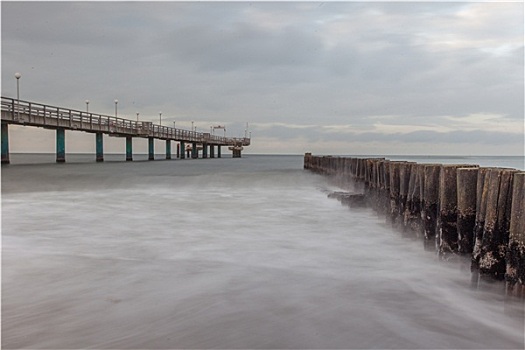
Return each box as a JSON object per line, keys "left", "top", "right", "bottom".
{"left": 304, "top": 153, "right": 525, "bottom": 298}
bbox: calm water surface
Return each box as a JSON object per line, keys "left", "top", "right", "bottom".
{"left": 2, "top": 154, "right": 524, "bottom": 349}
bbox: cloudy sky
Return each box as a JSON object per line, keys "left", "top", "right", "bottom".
{"left": 1, "top": 1, "right": 523, "bottom": 155}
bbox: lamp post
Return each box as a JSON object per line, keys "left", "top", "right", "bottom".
{"left": 136, "top": 112, "right": 139, "bottom": 122}
{"left": 14, "top": 72, "right": 21, "bottom": 118}
{"left": 173, "top": 121, "right": 176, "bottom": 128}
{"left": 159, "top": 112, "right": 162, "bottom": 126}
{"left": 114, "top": 99, "right": 118, "bottom": 117}
{"left": 85, "top": 100, "right": 89, "bottom": 113}
{"left": 191, "top": 121, "right": 194, "bottom": 132}
{"left": 14, "top": 72, "right": 21, "bottom": 101}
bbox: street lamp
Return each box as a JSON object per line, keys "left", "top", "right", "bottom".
{"left": 173, "top": 121, "right": 176, "bottom": 128}
{"left": 159, "top": 112, "right": 162, "bottom": 126}
{"left": 14, "top": 72, "right": 21, "bottom": 101}
{"left": 14, "top": 72, "right": 21, "bottom": 118}
{"left": 191, "top": 121, "right": 194, "bottom": 132}
{"left": 136, "top": 112, "right": 139, "bottom": 122}
{"left": 114, "top": 99, "right": 118, "bottom": 117}
{"left": 85, "top": 100, "right": 89, "bottom": 113}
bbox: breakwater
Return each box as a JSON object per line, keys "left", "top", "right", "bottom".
{"left": 304, "top": 153, "right": 525, "bottom": 298}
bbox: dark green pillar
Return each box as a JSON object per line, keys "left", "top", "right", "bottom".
{"left": 180, "top": 142, "right": 185, "bottom": 159}
{"left": 126, "top": 136, "right": 133, "bottom": 161}
{"left": 217, "top": 145, "right": 221, "bottom": 158}
{"left": 56, "top": 128, "right": 65, "bottom": 163}
{"left": 1, "top": 123, "right": 9, "bottom": 164}
{"left": 96, "top": 132, "right": 104, "bottom": 162}
{"left": 210, "top": 144, "right": 215, "bottom": 158}
{"left": 166, "top": 140, "right": 171, "bottom": 160}
{"left": 148, "top": 137, "right": 154, "bottom": 160}
{"left": 192, "top": 142, "right": 198, "bottom": 159}
{"left": 203, "top": 143, "right": 208, "bottom": 158}
{"left": 176, "top": 143, "right": 180, "bottom": 159}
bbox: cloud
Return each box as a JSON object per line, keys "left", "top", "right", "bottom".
{"left": 1, "top": 1, "right": 522, "bottom": 155}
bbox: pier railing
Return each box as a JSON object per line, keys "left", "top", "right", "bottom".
{"left": 1, "top": 96, "right": 250, "bottom": 146}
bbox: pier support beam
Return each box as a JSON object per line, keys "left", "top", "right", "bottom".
{"left": 56, "top": 128, "right": 65, "bottom": 163}
{"left": 232, "top": 148, "right": 242, "bottom": 158}
{"left": 166, "top": 140, "right": 171, "bottom": 160}
{"left": 217, "top": 145, "right": 221, "bottom": 158}
{"left": 192, "top": 142, "right": 198, "bottom": 159}
{"left": 180, "top": 142, "right": 185, "bottom": 159}
{"left": 210, "top": 144, "right": 215, "bottom": 158}
{"left": 126, "top": 136, "right": 133, "bottom": 161}
{"left": 1, "top": 122, "right": 9, "bottom": 164}
{"left": 148, "top": 137, "right": 154, "bottom": 160}
{"left": 96, "top": 132, "right": 104, "bottom": 162}
{"left": 177, "top": 143, "right": 180, "bottom": 159}
{"left": 203, "top": 143, "right": 208, "bottom": 158}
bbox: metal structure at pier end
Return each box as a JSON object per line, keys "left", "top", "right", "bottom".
{"left": 1, "top": 97, "right": 250, "bottom": 163}
{"left": 304, "top": 153, "right": 525, "bottom": 299}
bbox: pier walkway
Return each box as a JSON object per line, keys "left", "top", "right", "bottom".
{"left": 1, "top": 97, "right": 250, "bottom": 163}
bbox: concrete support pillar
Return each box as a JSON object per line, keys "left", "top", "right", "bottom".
{"left": 232, "top": 148, "right": 241, "bottom": 158}
{"left": 96, "top": 132, "right": 104, "bottom": 162}
{"left": 217, "top": 145, "right": 221, "bottom": 158}
{"left": 192, "top": 142, "right": 198, "bottom": 159}
{"left": 180, "top": 142, "right": 185, "bottom": 159}
{"left": 126, "top": 136, "right": 133, "bottom": 161}
{"left": 166, "top": 140, "right": 171, "bottom": 160}
{"left": 203, "top": 143, "right": 208, "bottom": 158}
{"left": 56, "top": 128, "right": 65, "bottom": 163}
{"left": 1, "top": 122, "right": 9, "bottom": 164}
{"left": 210, "top": 144, "right": 215, "bottom": 158}
{"left": 148, "top": 137, "right": 154, "bottom": 160}
{"left": 177, "top": 143, "right": 180, "bottom": 159}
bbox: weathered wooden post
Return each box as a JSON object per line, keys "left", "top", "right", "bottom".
{"left": 457, "top": 167, "right": 479, "bottom": 254}
{"left": 380, "top": 160, "right": 391, "bottom": 216}
{"left": 437, "top": 165, "right": 459, "bottom": 258}
{"left": 437, "top": 164, "right": 478, "bottom": 259}
{"left": 364, "top": 158, "right": 374, "bottom": 205}
{"left": 398, "top": 162, "right": 414, "bottom": 232}
{"left": 388, "top": 162, "right": 403, "bottom": 226}
{"left": 478, "top": 168, "right": 517, "bottom": 279}
{"left": 371, "top": 159, "right": 382, "bottom": 210}
{"left": 404, "top": 163, "right": 423, "bottom": 237}
{"left": 506, "top": 172, "right": 525, "bottom": 297}
{"left": 422, "top": 164, "right": 441, "bottom": 251}
{"left": 304, "top": 153, "right": 312, "bottom": 170}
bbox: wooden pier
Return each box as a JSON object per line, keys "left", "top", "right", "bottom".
{"left": 1, "top": 97, "right": 250, "bottom": 163}
{"left": 304, "top": 153, "right": 525, "bottom": 298}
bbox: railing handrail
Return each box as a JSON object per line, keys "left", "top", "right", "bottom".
{"left": 1, "top": 96, "right": 251, "bottom": 146}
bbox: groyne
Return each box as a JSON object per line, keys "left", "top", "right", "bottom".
{"left": 304, "top": 153, "right": 525, "bottom": 298}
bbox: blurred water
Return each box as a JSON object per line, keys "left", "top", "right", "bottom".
{"left": 2, "top": 155, "right": 524, "bottom": 349}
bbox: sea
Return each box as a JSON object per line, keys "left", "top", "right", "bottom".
{"left": 2, "top": 153, "right": 524, "bottom": 349}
